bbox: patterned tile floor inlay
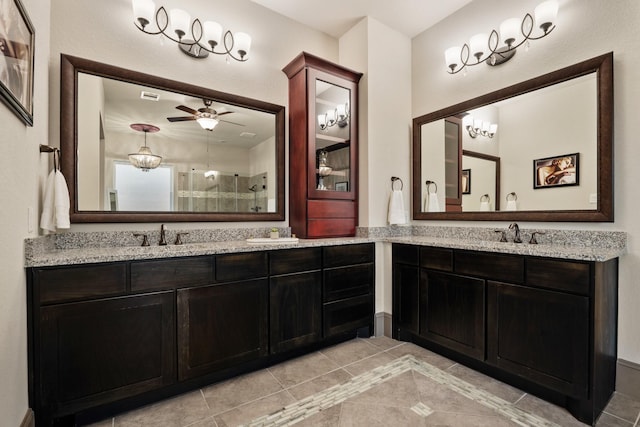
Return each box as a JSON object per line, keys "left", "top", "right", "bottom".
{"left": 242, "top": 355, "right": 560, "bottom": 427}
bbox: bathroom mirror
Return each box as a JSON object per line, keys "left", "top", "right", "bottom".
{"left": 413, "top": 52, "right": 613, "bottom": 222}
{"left": 60, "top": 54, "right": 285, "bottom": 222}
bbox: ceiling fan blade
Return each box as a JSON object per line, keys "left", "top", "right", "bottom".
{"left": 216, "top": 111, "right": 233, "bottom": 116}
{"left": 176, "top": 105, "right": 198, "bottom": 115}
{"left": 167, "top": 116, "right": 197, "bottom": 122}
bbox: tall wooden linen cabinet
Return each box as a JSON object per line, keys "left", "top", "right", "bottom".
{"left": 283, "top": 52, "right": 363, "bottom": 238}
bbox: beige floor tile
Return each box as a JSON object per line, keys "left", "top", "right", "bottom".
{"left": 214, "top": 390, "right": 296, "bottom": 427}
{"left": 411, "top": 370, "right": 499, "bottom": 417}
{"left": 361, "top": 335, "right": 405, "bottom": 352}
{"left": 596, "top": 413, "right": 634, "bottom": 427}
{"left": 268, "top": 351, "right": 341, "bottom": 388}
{"left": 515, "top": 394, "right": 588, "bottom": 426}
{"left": 346, "top": 371, "right": 420, "bottom": 409}
{"left": 339, "top": 401, "right": 428, "bottom": 427}
{"left": 423, "top": 411, "right": 521, "bottom": 426}
{"left": 320, "top": 338, "right": 382, "bottom": 367}
{"left": 201, "top": 369, "right": 283, "bottom": 415}
{"left": 292, "top": 404, "right": 343, "bottom": 426}
{"left": 343, "top": 351, "right": 397, "bottom": 376}
{"left": 287, "top": 368, "right": 353, "bottom": 400}
{"left": 114, "top": 390, "right": 211, "bottom": 427}
{"left": 604, "top": 392, "right": 640, "bottom": 423}
{"left": 386, "top": 342, "right": 456, "bottom": 370}
{"left": 446, "top": 363, "right": 525, "bottom": 403}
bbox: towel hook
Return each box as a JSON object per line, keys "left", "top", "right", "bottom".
{"left": 391, "top": 176, "right": 403, "bottom": 191}
{"left": 506, "top": 192, "right": 518, "bottom": 201}
{"left": 480, "top": 194, "right": 490, "bottom": 203}
{"left": 425, "top": 180, "right": 438, "bottom": 194}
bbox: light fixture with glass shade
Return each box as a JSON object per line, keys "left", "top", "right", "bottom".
{"left": 128, "top": 123, "right": 162, "bottom": 171}
{"left": 444, "top": 0, "right": 558, "bottom": 74}
{"left": 131, "top": 0, "right": 251, "bottom": 62}
{"left": 465, "top": 116, "right": 498, "bottom": 138}
{"left": 317, "top": 101, "right": 350, "bottom": 131}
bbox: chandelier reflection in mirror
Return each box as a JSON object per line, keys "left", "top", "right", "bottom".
{"left": 318, "top": 102, "right": 349, "bottom": 130}
{"left": 444, "top": 0, "right": 558, "bottom": 75}
{"left": 465, "top": 116, "right": 497, "bottom": 138}
{"left": 131, "top": 0, "right": 251, "bottom": 62}
{"left": 128, "top": 124, "right": 162, "bottom": 171}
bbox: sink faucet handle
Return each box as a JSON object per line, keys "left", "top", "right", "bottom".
{"left": 175, "top": 232, "right": 190, "bottom": 245}
{"left": 133, "top": 233, "right": 150, "bottom": 247}
{"left": 494, "top": 230, "right": 508, "bottom": 242}
{"left": 159, "top": 224, "right": 167, "bottom": 246}
{"left": 529, "top": 231, "right": 546, "bottom": 244}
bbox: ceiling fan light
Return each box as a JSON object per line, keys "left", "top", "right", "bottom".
{"left": 197, "top": 116, "right": 219, "bottom": 130}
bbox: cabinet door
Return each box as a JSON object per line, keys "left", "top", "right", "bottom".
{"left": 270, "top": 271, "right": 322, "bottom": 354}
{"left": 39, "top": 292, "right": 175, "bottom": 411}
{"left": 177, "top": 279, "right": 268, "bottom": 380}
{"left": 420, "top": 270, "right": 485, "bottom": 360}
{"left": 392, "top": 263, "right": 420, "bottom": 337}
{"left": 487, "top": 282, "right": 589, "bottom": 398}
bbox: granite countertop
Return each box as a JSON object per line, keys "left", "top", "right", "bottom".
{"left": 385, "top": 236, "right": 625, "bottom": 262}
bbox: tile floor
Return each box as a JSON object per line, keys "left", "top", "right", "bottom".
{"left": 87, "top": 337, "right": 640, "bottom": 427}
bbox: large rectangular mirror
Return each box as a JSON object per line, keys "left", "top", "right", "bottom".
{"left": 413, "top": 52, "right": 613, "bottom": 222}
{"left": 60, "top": 54, "right": 285, "bottom": 223}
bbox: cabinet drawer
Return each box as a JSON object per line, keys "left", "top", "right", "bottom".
{"left": 307, "top": 200, "right": 356, "bottom": 218}
{"left": 307, "top": 218, "right": 356, "bottom": 238}
{"left": 323, "top": 243, "right": 374, "bottom": 268}
{"left": 420, "top": 247, "right": 453, "bottom": 271}
{"left": 324, "top": 264, "right": 373, "bottom": 302}
{"left": 36, "top": 263, "right": 127, "bottom": 304}
{"left": 526, "top": 258, "right": 590, "bottom": 295}
{"left": 455, "top": 251, "right": 524, "bottom": 284}
{"left": 215, "top": 252, "right": 268, "bottom": 282}
{"left": 131, "top": 256, "right": 213, "bottom": 291}
{"left": 392, "top": 244, "right": 419, "bottom": 266}
{"left": 270, "top": 247, "right": 321, "bottom": 275}
{"left": 323, "top": 294, "right": 373, "bottom": 337}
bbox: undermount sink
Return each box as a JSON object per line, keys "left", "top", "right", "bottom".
{"left": 246, "top": 237, "right": 299, "bottom": 244}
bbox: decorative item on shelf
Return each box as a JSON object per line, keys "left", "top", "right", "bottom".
{"left": 270, "top": 228, "right": 279, "bottom": 239}
{"left": 131, "top": 0, "right": 251, "bottom": 62}
{"left": 318, "top": 101, "right": 349, "bottom": 130}
{"left": 506, "top": 191, "right": 518, "bottom": 211}
{"left": 444, "top": 0, "right": 558, "bottom": 74}
{"left": 316, "top": 150, "right": 332, "bottom": 190}
{"left": 128, "top": 123, "right": 162, "bottom": 171}
{"left": 465, "top": 116, "right": 498, "bottom": 138}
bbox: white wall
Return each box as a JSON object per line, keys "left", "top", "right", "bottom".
{"left": 412, "top": 0, "right": 640, "bottom": 365}
{"left": 249, "top": 136, "right": 276, "bottom": 206}
{"left": 0, "top": 0, "right": 51, "bottom": 424}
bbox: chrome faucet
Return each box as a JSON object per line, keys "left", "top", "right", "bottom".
{"left": 509, "top": 223, "right": 522, "bottom": 243}
{"left": 159, "top": 224, "right": 167, "bottom": 246}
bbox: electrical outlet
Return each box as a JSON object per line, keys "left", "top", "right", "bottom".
{"left": 589, "top": 193, "right": 597, "bottom": 204}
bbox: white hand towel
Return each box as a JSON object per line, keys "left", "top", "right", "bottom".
{"left": 427, "top": 193, "right": 440, "bottom": 212}
{"left": 506, "top": 200, "right": 517, "bottom": 211}
{"left": 54, "top": 170, "right": 70, "bottom": 229}
{"left": 388, "top": 190, "right": 406, "bottom": 225}
{"left": 480, "top": 201, "right": 491, "bottom": 211}
{"left": 40, "top": 170, "right": 56, "bottom": 232}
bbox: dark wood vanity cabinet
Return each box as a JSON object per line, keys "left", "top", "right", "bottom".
{"left": 392, "top": 243, "right": 618, "bottom": 425}
{"left": 28, "top": 243, "right": 374, "bottom": 426}
{"left": 283, "top": 52, "right": 363, "bottom": 238}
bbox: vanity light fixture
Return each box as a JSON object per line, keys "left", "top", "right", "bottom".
{"left": 318, "top": 102, "right": 349, "bottom": 130}
{"left": 444, "top": 0, "right": 558, "bottom": 74}
{"left": 466, "top": 116, "right": 498, "bottom": 138}
{"left": 128, "top": 123, "right": 162, "bottom": 171}
{"left": 131, "top": 0, "right": 251, "bottom": 62}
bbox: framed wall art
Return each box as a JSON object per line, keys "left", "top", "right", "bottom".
{"left": 533, "top": 153, "right": 579, "bottom": 189}
{"left": 0, "top": 0, "right": 35, "bottom": 126}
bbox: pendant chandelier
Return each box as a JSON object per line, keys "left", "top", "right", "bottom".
{"left": 129, "top": 123, "right": 162, "bottom": 171}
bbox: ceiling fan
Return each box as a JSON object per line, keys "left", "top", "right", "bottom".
{"left": 166, "top": 99, "right": 244, "bottom": 131}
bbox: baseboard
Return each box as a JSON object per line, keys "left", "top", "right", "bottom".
{"left": 617, "top": 359, "right": 640, "bottom": 400}
{"left": 20, "top": 408, "right": 34, "bottom": 427}
{"left": 374, "top": 312, "right": 392, "bottom": 337}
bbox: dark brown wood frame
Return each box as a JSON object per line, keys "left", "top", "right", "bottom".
{"left": 412, "top": 52, "right": 613, "bottom": 222}
{"left": 60, "top": 54, "right": 286, "bottom": 223}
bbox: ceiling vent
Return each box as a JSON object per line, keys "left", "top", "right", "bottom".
{"left": 140, "top": 91, "right": 160, "bottom": 101}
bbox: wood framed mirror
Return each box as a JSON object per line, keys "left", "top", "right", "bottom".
{"left": 60, "top": 54, "right": 285, "bottom": 223}
{"left": 413, "top": 52, "right": 613, "bottom": 222}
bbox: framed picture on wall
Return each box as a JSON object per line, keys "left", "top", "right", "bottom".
{"left": 533, "top": 153, "right": 579, "bottom": 189}
{"left": 462, "top": 169, "right": 471, "bottom": 194}
{"left": 0, "top": 0, "right": 35, "bottom": 126}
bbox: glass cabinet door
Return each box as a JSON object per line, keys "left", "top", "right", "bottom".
{"left": 309, "top": 73, "right": 355, "bottom": 199}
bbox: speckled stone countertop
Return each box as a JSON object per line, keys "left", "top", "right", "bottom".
{"left": 24, "top": 225, "right": 626, "bottom": 267}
